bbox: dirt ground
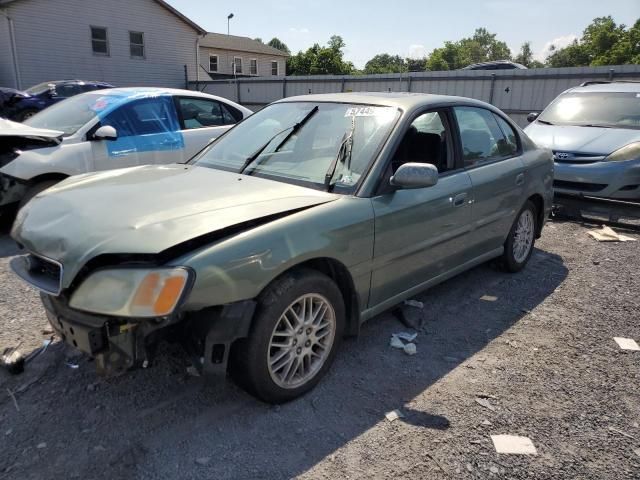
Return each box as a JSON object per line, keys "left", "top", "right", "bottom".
{"left": 0, "top": 219, "right": 638, "bottom": 479}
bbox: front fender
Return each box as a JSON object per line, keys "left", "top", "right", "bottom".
{"left": 0, "top": 141, "right": 92, "bottom": 181}
{"left": 170, "top": 196, "right": 375, "bottom": 311}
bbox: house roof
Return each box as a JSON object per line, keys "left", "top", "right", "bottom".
{"left": 0, "top": 0, "right": 207, "bottom": 34}
{"left": 200, "top": 33, "right": 289, "bottom": 57}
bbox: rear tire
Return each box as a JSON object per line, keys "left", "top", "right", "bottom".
{"left": 230, "top": 269, "right": 345, "bottom": 404}
{"left": 18, "top": 180, "right": 60, "bottom": 211}
{"left": 499, "top": 200, "right": 537, "bottom": 273}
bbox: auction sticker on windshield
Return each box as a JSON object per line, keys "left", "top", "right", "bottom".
{"left": 344, "top": 106, "right": 389, "bottom": 117}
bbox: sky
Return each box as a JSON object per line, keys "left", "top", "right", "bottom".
{"left": 166, "top": 0, "right": 640, "bottom": 68}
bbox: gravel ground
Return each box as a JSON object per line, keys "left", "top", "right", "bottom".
{"left": 0, "top": 219, "right": 639, "bottom": 479}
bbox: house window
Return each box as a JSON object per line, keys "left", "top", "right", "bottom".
{"left": 91, "top": 26, "right": 109, "bottom": 56}
{"left": 234, "top": 57, "right": 242, "bottom": 74}
{"left": 129, "top": 31, "right": 145, "bottom": 58}
{"left": 250, "top": 59, "right": 258, "bottom": 75}
{"left": 271, "top": 61, "right": 279, "bottom": 76}
{"left": 209, "top": 55, "right": 218, "bottom": 72}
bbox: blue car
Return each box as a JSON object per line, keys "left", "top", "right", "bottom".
{"left": 0, "top": 79, "right": 114, "bottom": 122}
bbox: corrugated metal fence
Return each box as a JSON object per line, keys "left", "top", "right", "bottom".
{"left": 188, "top": 65, "right": 640, "bottom": 126}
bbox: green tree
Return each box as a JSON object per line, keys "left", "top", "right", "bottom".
{"left": 425, "top": 28, "right": 512, "bottom": 71}
{"left": 267, "top": 37, "right": 291, "bottom": 55}
{"left": 546, "top": 16, "right": 640, "bottom": 67}
{"left": 405, "top": 57, "right": 427, "bottom": 72}
{"left": 514, "top": 42, "right": 545, "bottom": 68}
{"left": 254, "top": 37, "right": 263, "bottom": 44}
{"left": 287, "top": 36, "right": 355, "bottom": 75}
{"left": 364, "top": 54, "right": 405, "bottom": 74}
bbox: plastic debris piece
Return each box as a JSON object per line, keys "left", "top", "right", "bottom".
{"left": 480, "top": 295, "right": 498, "bottom": 302}
{"left": 588, "top": 226, "right": 637, "bottom": 242}
{"left": 385, "top": 409, "right": 404, "bottom": 422}
{"left": 390, "top": 336, "right": 405, "bottom": 349}
{"left": 395, "top": 332, "right": 418, "bottom": 342}
{"left": 491, "top": 435, "right": 537, "bottom": 455}
{"left": 475, "top": 397, "right": 496, "bottom": 412}
{"left": 403, "top": 299, "right": 424, "bottom": 309}
{"left": 481, "top": 419, "right": 493, "bottom": 426}
{"left": 66, "top": 362, "right": 79, "bottom": 369}
{"left": 403, "top": 343, "right": 417, "bottom": 355}
{"left": 613, "top": 337, "right": 640, "bottom": 351}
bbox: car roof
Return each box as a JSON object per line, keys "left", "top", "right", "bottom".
{"left": 566, "top": 81, "right": 640, "bottom": 93}
{"left": 85, "top": 87, "right": 230, "bottom": 99}
{"left": 275, "top": 91, "right": 496, "bottom": 111}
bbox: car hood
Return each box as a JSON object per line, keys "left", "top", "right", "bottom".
{"left": 12, "top": 164, "right": 338, "bottom": 286}
{"left": 0, "top": 118, "right": 63, "bottom": 142}
{"left": 525, "top": 122, "right": 640, "bottom": 155}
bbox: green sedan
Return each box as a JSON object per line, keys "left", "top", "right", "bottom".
{"left": 10, "top": 93, "right": 553, "bottom": 403}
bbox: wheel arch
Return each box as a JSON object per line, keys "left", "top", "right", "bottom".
{"left": 260, "top": 256, "right": 361, "bottom": 337}
{"left": 526, "top": 193, "right": 545, "bottom": 238}
{"left": 26, "top": 172, "right": 69, "bottom": 187}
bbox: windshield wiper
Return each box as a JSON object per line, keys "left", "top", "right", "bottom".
{"left": 537, "top": 119, "right": 554, "bottom": 125}
{"left": 324, "top": 116, "right": 356, "bottom": 191}
{"left": 578, "top": 124, "right": 614, "bottom": 128}
{"left": 238, "top": 106, "right": 319, "bottom": 174}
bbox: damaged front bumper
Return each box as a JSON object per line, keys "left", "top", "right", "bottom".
{"left": 40, "top": 293, "right": 256, "bottom": 378}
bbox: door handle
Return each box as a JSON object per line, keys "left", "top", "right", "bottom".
{"left": 515, "top": 173, "right": 525, "bottom": 186}
{"left": 452, "top": 193, "right": 467, "bottom": 207}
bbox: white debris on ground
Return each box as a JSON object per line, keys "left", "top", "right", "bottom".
{"left": 613, "top": 337, "right": 640, "bottom": 351}
{"left": 490, "top": 435, "right": 538, "bottom": 455}
{"left": 480, "top": 295, "right": 498, "bottom": 302}
{"left": 588, "top": 226, "right": 637, "bottom": 242}
{"left": 384, "top": 409, "right": 404, "bottom": 422}
{"left": 390, "top": 332, "right": 418, "bottom": 355}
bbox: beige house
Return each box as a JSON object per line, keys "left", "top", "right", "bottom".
{"left": 199, "top": 33, "right": 288, "bottom": 79}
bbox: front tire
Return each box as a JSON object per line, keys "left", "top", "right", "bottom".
{"left": 500, "top": 200, "right": 537, "bottom": 273}
{"left": 230, "top": 269, "right": 345, "bottom": 404}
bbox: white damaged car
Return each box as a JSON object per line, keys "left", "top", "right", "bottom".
{"left": 0, "top": 87, "right": 251, "bottom": 216}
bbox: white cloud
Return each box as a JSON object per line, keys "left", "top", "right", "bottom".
{"left": 535, "top": 34, "right": 578, "bottom": 61}
{"left": 408, "top": 44, "right": 427, "bottom": 59}
{"left": 289, "top": 27, "right": 310, "bottom": 34}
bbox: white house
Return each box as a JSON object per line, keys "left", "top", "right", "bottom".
{"left": 199, "top": 33, "right": 289, "bottom": 79}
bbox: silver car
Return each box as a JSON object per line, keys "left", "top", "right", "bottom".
{"left": 525, "top": 81, "right": 640, "bottom": 201}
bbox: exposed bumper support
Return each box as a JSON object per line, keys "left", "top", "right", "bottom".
{"left": 553, "top": 192, "right": 640, "bottom": 229}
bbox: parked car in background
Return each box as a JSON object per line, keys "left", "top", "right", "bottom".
{"left": 10, "top": 92, "right": 553, "bottom": 403}
{"left": 525, "top": 81, "right": 640, "bottom": 201}
{"left": 0, "top": 80, "right": 114, "bottom": 122}
{"left": 0, "top": 87, "right": 252, "bottom": 216}
{"left": 461, "top": 60, "right": 527, "bottom": 70}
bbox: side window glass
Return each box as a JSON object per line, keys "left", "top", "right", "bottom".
{"left": 54, "top": 84, "right": 80, "bottom": 98}
{"left": 390, "top": 111, "right": 452, "bottom": 174}
{"left": 101, "top": 97, "right": 178, "bottom": 137}
{"left": 219, "top": 103, "right": 237, "bottom": 125}
{"left": 178, "top": 97, "right": 225, "bottom": 129}
{"left": 453, "top": 106, "right": 508, "bottom": 167}
{"left": 494, "top": 114, "right": 519, "bottom": 156}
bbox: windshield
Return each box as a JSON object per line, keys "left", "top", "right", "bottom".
{"left": 538, "top": 91, "right": 640, "bottom": 129}
{"left": 193, "top": 102, "right": 399, "bottom": 192}
{"left": 25, "top": 82, "right": 54, "bottom": 95}
{"left": 24, "top": 92, "right": 120, "bottom": 136}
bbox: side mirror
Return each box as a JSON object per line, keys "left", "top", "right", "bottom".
{"left": 390, "top": 162, "right": 439, "bottom": 189}
{"left": 527, "top": 112, "right": 539, "bottom": 123}
{"left": 93, "top": 125, "right": 118, "bottom": 141}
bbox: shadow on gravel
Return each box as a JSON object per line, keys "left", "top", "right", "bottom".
{"left": 0, "top": 247, "right": 568, "bottom": 479}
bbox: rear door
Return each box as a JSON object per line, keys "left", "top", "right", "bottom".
{"left": 452, "top": 106, "right": 526, "bottom": 253}
{"left": 175, "top": 97, "right": 242, "bottom": 160}
{"left": 369, "top": 109, "right": 473, "bottom": 307}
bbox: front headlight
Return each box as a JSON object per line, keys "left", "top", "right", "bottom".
{"left": 69, "top": 267, "right": 192, "bottom": 317}
{"left": 605, "top": 142, "right": 640, "bottom": 162}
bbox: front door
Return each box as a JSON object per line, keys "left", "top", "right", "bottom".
{"left": 92, "top": 96, "right": 184, "bottom": 171}
{"left": 452, "top": 106, "right": 526, "bottom": 253}
{"left": 369, "top": 109, "right": 473, "bottom": 308}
